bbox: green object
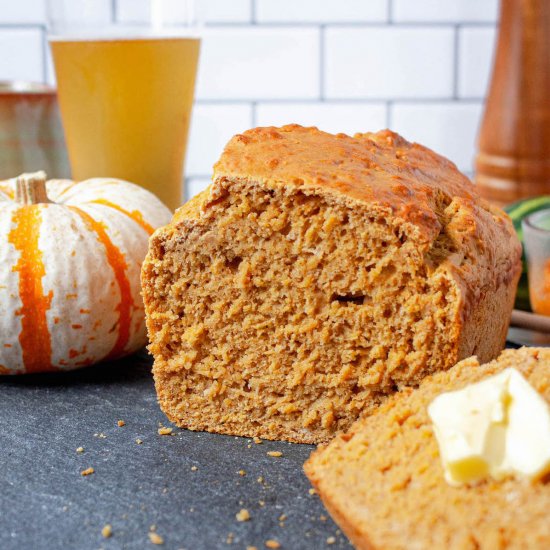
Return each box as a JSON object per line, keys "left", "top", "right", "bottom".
{"left": 504, "top": 196, "right": 550, "bottom": 311}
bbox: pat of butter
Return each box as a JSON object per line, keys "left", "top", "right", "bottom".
{"left": 428, "top": 367, "right": 550, "bottom": 486}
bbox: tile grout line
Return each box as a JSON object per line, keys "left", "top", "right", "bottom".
{"left": 251, "top": 101, "right": 257, "bottom": 126}
{"left": 0, "top": 23, "right": 47, "bottom": 29}
{"left": 319, "top": 24, "right": 325, "bottom": 101}
{"left": 40, "top": 24, "right": 48, "bottom": 84}
{"left": 250, "top": 0, "right": 256, "bottom": 24}
{"left": 187, "top": 173, "right": 220, "bottom": 179}
{"left": 195, "top": 21, "right": 495, "bottom": 29}
{"left": 386, "top": 100, "right": 393, "bottom": 129}
{"left": 193, "top": 97, "right": 485, "bottom": 105}
{"left": 111, "top": 0, "right": 118, "bottom": 24}
{"left": 453, "top": 24, "right": 460, "bottom": 99}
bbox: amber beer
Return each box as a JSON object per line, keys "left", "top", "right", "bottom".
{"left": 50, "top": 36, "right": 200, "bottom": 210}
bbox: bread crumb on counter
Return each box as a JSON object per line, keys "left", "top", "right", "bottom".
{"left": 101, "top": 524, "right": 113, "bottom": 538}
{"left": 191, "top": 465, "right": 198, "bottom": 471}
{"left": 308, "top": 488, "right": 316, "bottom": 495}
{"left": 149, "top": 532, "right": 164, "bottom": 545}
{"left": 81, "top": 467, "right": 94, "bottom": 476}
{"left": 136, "top": 438, "right": 143, "bottom": 444}
{"left": 158, "top": 427, "right": 173, "bottom": 436}
{"left": 265, "top": 540, "right": 280, "bottom": 549}
{"left": 236, "top": 509, "right": 251, "bottom": 522}
{"left": 253, "top": 437, "right": 262, "bottom": 444}
{"left": 238, "top": 469, "right": 246, "bottom": 476}
{"left": 267, "top": 451, "right": 282, "bottom": 458}
{"left": 76, "top": 447, "right": 84, "bottom": 453}
{"left": 117, "top": 420, "right": 125, "bottom": 427}
{"left": 326, "top": 536, "right": 336, "bottom": 545}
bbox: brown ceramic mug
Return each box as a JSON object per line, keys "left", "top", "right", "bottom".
{"left": 0, "top": 81, "right": 69, "bottom": 180}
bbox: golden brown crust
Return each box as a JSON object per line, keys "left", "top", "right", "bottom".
{"left": 213, "top": 125, "right": 521, "bottom": 327}
{"left": 213, "top": 126, "right": 473, "bottom": 240}
{"left": 305, "top": 348, "right": 550, "bottom": 550}
{"left": 213, "top": 125, "right": 511, "bottom": 244}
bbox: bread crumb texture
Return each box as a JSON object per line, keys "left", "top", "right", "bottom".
{"left": 236, "top": 508, "right": 251, "bottom": 522}
{"left": 81, "top": 467, "right": 94, "bottom": 476}
{"left": 305, "top": 347, "right": 550, "bottom": 550}
{"left": 148, "top": 531, "right": 164, "bottom": 545}
{"left": 101, "top": 524, "right": 113, "bottom": 538}
{"left": 142, "top": 125, "right": 521, "bottom": 444}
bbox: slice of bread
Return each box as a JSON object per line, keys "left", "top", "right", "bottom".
{"left": 305, "top": 347, "right": 550, "bottom": 549}
{"left": 142, "top": 125, "right": 521, "bottom": 444}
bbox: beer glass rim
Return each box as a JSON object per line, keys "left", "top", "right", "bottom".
{"left": 46, "top": 0, "right": 200, "bottom": 40}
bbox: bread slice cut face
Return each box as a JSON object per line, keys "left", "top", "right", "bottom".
{"left": 304, "top": 348, "right": 550, "bottom": 549}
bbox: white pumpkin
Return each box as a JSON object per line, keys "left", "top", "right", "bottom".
{"left": 0, "top": 171, "right": 172, "bottom": 374}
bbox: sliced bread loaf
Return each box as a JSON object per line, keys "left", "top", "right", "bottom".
{"left": 305, "top": 347, "right": 550, "bottom": 549}
{"left": 142, "top": 125, "right": 521, "bottom": 444}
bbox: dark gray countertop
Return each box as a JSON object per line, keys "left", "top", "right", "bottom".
{"left": 0, "top": 350, "right": 349, "bottom": 550}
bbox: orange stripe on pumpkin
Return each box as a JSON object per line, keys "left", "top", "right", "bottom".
{"left": 89, "top": 198, "right": 155, "bottom": 235}
{"left": 8, "top": 205, "right": 55, "bottom": 372}
{"left": 70, "top": 207, "right": 133, "bottom": 360}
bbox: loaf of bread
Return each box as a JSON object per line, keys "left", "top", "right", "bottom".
{"left": 141, "top": 124, "right": 521, "bottom": 444}
{"left": 305, "top": 347, "right": 550, "bottom": 549}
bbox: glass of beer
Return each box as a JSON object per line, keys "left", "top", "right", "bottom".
{"left": 47, "top": 0, "right": 200, "bottom": 210}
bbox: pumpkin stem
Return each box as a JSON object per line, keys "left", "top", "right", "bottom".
{"left": 15, "top": 171, "right": 51, "bottom": 205}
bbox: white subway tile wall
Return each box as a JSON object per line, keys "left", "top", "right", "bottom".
{"left": 0, "top": 0, "right": 498, "bottom": 200}
{"left": 325, "top": 26, "right": 455, "bottom": 99}
{"left": 196, "top": 27, "right": 320, "bottom": 99}
{"left": 0, "top": 29, "right": 44, "bottom": 81}
{"left": 458, "top": 26, "right": 496, "bottom": 98}
{"left": 0, "top": 0, "right": 46, "bottom": 23}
